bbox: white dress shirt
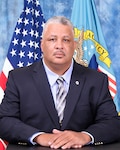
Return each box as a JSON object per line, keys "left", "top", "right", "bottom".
{"left": 43, "top": 58, "right": 73, "bottom": 106}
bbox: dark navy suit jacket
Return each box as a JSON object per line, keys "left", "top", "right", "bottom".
{"left": 0, "top": 60, "right": 120, "bottom": 145}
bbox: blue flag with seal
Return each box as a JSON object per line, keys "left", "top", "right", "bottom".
{"left": 71, "top": 0, "right": 120, "bottom": 112}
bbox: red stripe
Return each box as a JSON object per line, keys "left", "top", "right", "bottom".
{"left": 0, "top": 139, "right": 8, "bottom": 150}
{"left": 98, "top": 68, "right": 116, "bottom": 86}
{"left": 97, "top": 68, "right": 101, "bottom": 72}
{"left": 0, "top": 72, "right": 7, "bottom": 90}
{"left": 98, "top": 68, "right": 116, "bottom": 99}
{"left": 0, "top": 142, "right": 5, "bottom": 150}
{"left": 109, "top": 85, "right": 117, "bottom": 95}
{"left": 108, "top": 76, "right": 116, "bottom": 86}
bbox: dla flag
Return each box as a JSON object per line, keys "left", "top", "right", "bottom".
{"left": 71, "top": 0, "right": 120, "bottom": 112}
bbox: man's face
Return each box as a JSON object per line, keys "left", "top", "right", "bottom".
{"left": 41, "top": 23, "right": 76, "bottom": 69}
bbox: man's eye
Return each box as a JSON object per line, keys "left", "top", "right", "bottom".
{"left": 49, "top": 38, "right": 56, "bottom": 41}
{"left": 63, "top": 39, "right": 70, "bottom": 42}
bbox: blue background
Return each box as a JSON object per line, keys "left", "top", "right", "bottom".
{"left": 0, "top": 0, "right": 120, "bottom": 105}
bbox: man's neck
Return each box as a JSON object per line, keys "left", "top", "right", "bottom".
{"left": 43, "top": 59, "right": 73, "bottom": 76}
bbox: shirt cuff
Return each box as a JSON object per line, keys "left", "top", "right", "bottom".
{"left": 81, "top": 131, "right": 94, "bottom": 145}
{"left": 29, "top": 132, "right": 44, "bottom": 145}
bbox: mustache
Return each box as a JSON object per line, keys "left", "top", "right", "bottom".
{"left": 53, "top": 50, "right": 65, "bottom": 56}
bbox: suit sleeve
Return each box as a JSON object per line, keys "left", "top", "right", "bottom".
{"left": 0, "top": 70, "right": 40, "bottom": 145}
{"left": 85, "top": 74, "right": 120, "bottom": 144}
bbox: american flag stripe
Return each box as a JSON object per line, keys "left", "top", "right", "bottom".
{"left": 2, "top": 58, "right": 13, "bottom": 77}
{"left": 0, "top": 72, "right": 7, "bottom": 91}
{"left": 0, "top": 57, "right": 14, "bottom": 103}
{"left": 0, "top": 58, "right": 13, "bottom": 90}
{"left": 0, "top": 138, "right": 8, "bottom": 150}
{"left": 98, "top": 65, "right": 117, "bottom": 98}
{"left": 0, "top": 59, "right": 12, "bottom": 103}
{"left": 108, "top": 81, "right": 117, "bottom": 92}
{"left": 108, "top": 85, "right": 117, "bottom": 97}
{"left": 0, "top": 88, "right": 4, "bottom": 104}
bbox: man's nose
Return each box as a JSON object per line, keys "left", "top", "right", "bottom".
{"left": 55, "top": 39, "right": 63, "bottom": 49}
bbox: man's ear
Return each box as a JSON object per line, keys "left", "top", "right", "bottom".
{"left": 40, "top": 39, "right": 43, "bottom": 52}
{"left": 74, "top": 40, "right": 78, "bottom": 50}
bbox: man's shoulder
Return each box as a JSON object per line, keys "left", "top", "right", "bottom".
{"left": 74, "top": 61, "right": 107, "bottom": 79}
{"left": 9, "top": 61, "right": 42, "bottom": 76}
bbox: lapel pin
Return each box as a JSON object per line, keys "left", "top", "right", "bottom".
{"left": 75, "top": 81, "right": 79, "bottom": 85}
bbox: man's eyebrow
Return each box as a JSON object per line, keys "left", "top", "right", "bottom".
{"left": 63, "top": 36, "right": 70, "bottom": 38}
{"left": 49, "top": 35, "right": 57, "bottom": 37}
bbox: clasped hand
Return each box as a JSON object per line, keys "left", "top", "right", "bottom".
{"left": 34, "top": 129, "right": 91, "bottom": 149}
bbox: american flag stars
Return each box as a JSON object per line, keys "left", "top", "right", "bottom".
{"left": 8, "top": 0, "right": 45, "bottom": 68}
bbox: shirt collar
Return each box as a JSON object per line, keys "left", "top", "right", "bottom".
{"left": 43, "top": 59, "right": 74, "bottom": 87}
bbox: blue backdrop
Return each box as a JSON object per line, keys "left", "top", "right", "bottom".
{"left": 0, "top": 0, "right": 120, "bottom": 105}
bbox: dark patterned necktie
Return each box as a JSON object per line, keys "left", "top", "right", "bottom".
{"left": 56, "top": 77, "right": 67, "bottom": 124}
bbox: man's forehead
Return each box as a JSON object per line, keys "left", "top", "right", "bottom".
{"left": 43, "top": 23, "right": 74, "bottom": 37}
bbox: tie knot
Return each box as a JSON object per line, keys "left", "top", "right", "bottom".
{"left": 56, "top": 77, "right": 64, "bottom": 84}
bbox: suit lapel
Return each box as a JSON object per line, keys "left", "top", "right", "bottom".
{"left": 31, "top": 61, "right": 86, "bottom": 129}
{"left": 62, "top": 62, "right": 86, "bottom": 129}
{"left": 32, "top": 61, "right": 59, "bottom": 127}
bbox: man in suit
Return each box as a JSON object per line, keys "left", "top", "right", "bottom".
{"left": 0, "top": 16, "right": 120, "bottom": 149}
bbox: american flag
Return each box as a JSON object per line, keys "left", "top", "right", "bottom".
{"left": 0, "top": 0, "right": 45, "bottom": 103}
{"left": 0, "top": 139, "right": 8, "bottom": 150}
